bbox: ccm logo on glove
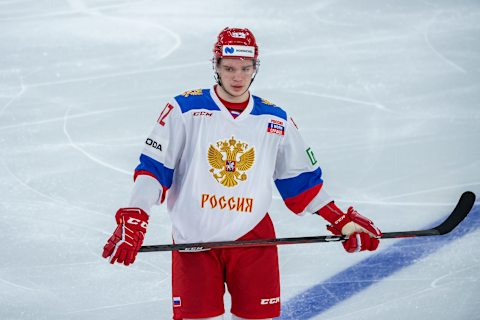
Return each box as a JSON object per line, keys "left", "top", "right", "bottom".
{"left": 102, "top": 208, "right": 149, "bottom": 266}
{"left": 126, "top": 217, "right": 148, "bottom": 228}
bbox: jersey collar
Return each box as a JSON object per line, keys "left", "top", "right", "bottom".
{"left": 210, "top": 87, "right": 254, "bottom": 122}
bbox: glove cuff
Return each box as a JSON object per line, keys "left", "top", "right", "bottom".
{"left": 317, "top": 201, "right": 351, "bottom": 232}
{"left": 115, "top": 208, "right": 149, "bottom": 233}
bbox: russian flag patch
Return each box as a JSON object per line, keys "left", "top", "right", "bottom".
{"left": 173, "top": 297, "right": 182, "bottom": 307}
{"left": 267, "top": 119, "right": 285, "bottom": 136}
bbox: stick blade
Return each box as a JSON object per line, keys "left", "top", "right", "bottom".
{"left": 435, "top": 191, "right": 476, "bottom": 235}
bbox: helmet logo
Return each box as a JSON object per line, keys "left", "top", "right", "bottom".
{"left": 231, "top": 32, "right": 246, "bottom": 39}
{"left": 222, "top": 45, "right": 255, "bottom": 58}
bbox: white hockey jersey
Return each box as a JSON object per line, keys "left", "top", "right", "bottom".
{"left": 134, "top": 88, "right": 331, "bottom": 244}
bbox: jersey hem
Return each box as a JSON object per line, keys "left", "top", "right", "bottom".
{"left": 231, "top": 309, "right": 281, "bottom": 319}
{"left": 174, "top": 309, "right": 225, "bottom": 319}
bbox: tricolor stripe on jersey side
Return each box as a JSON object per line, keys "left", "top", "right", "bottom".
{"left": 275, "top": 168, "right": 324, "bottom": 214}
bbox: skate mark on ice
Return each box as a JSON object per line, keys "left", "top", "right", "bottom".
{"left": 430, "top": 264, "right": 479, "bottom": 289}
{"left": 0, "top": 106, "right": 129, "bottom": 131}
{"left": 289, "top": 89, "right": 394, "bottom": 113}
{"left": 65, "top": 297, "right": 167, "bottom": 314}
{"left": 423, "top": 11, "right": 467, "bottom": 74}
{"left": 376, "top": 183, "right": 480, "bottom": 201}
{"left": 63, "top": 107, "right": 131, "bottom": 175}
{"left": 0, "top": 72, "right": 27, "bottom": 117}
{"left": 0, "top": 160, "right": 113, "bottom": 220}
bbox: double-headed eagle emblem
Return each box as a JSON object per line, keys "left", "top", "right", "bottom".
{"left": 208, "top": 137, "right": 255, "bottom": 187}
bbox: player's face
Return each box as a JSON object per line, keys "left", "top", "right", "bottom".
{"left": 216, "top": 58, "right": 256, "bottom": 100}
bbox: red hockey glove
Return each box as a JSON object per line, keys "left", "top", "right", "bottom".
{"left": 317, "top": 202, "right": 381, "bottom": 253}
{"left": 102, "top": 208, "right": 149, "bottom": 266}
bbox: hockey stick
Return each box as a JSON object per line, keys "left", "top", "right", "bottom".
{"left": 139, "top": 191, "right": 476, "bottom": 253}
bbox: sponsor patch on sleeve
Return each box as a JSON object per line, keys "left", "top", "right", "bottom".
{"left": 267, "top": 119, "right": 285, "bottom": 136}
{"left": 306, "top": 147, "right": 318, "bottom": 165}
{"left": 143, "top": 133, "right": 168, "bottom": 163}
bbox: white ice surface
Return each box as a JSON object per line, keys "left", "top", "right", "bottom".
{"left": 1, "top": 0, "right": 479, "bottom": 319}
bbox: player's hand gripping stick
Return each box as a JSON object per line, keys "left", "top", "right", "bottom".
{"left": 317, "top": 202, "right": 382, "bottom": 252}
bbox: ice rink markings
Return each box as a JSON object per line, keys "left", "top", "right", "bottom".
{"left": 280, "top": 205, "right": 480, "bottom": 319}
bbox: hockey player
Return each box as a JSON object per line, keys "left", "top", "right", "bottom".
{"left": 102, "top": 27, "right": 382, "bottom": 320}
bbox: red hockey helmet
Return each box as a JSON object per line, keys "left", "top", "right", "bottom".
{"left": 213, "top": 27, "right": 259, "bottom": 60}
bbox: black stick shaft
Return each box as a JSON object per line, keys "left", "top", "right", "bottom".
{"left": 139, "top": 191, "right": 475, "bottom": 253}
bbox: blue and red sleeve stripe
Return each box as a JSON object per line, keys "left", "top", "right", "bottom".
{"left": 275, "top": 167, "right": 324, "bottom": 214}
{"left": 134, "top": 154, "right": 174, "bottom": 203}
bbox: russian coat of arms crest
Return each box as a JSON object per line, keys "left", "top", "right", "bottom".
{"left": 207, "top": 137, "right": 255, "bottom": 187}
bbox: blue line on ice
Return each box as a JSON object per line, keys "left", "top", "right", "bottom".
{"left": 280, "top": 205, "right": 480, "bottom": 319}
